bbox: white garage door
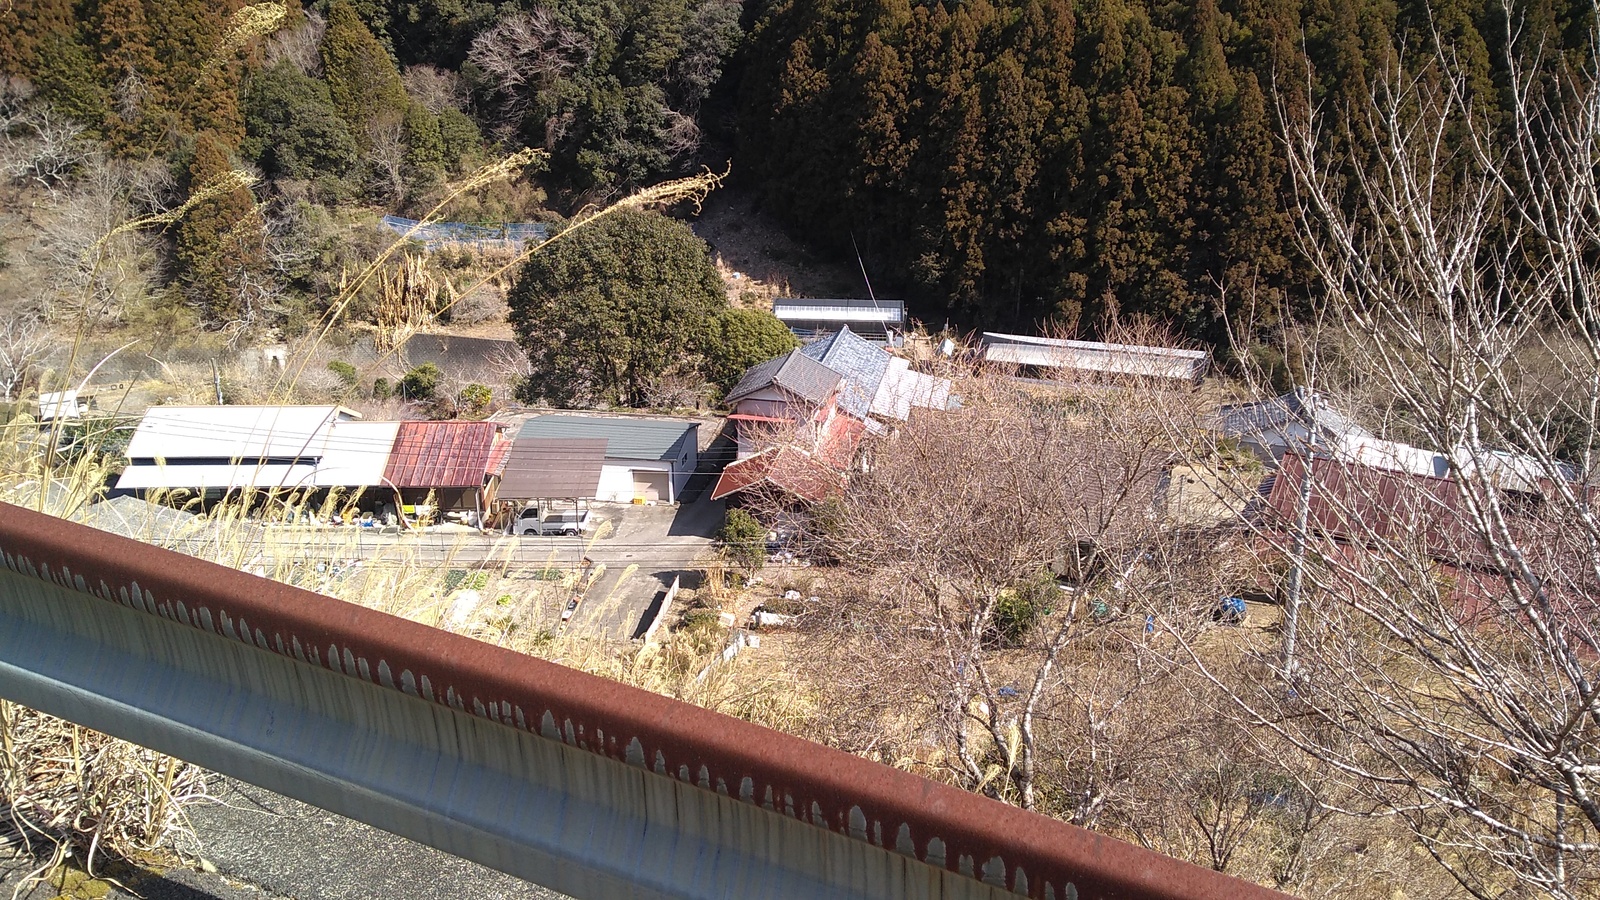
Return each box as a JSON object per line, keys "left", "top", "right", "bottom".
{"left": 632, "top": 470, "right": 670, "bottom": 502}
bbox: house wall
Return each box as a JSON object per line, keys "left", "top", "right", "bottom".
{"left": 596, "top": 460, "right": 677, "bottom": 503}
{"left": 732, "top": 394, "right": 797, "bottom": 420}
{"left": 670, "top": 432, "right": 697, "bottom": 498}
{"left": 734, "top": 396, "right": 808, "bottom": 461}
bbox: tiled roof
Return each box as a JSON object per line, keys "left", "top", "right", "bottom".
{"left": 725, "top": 349, "right": 841, "bottom": 406}
{"left": 710, "top": 447, "right": 845, "bottom": 503}
{"left": 1216, "top": 389, "right": 1375, "bottom": 445}
{"left": 515, "top": 415, "right": 696, "bottom": 461}
{"left": 383, "top": 421, "right": 501, "bottom": 488}
{"left": 799, "top": 327, "right": 890, "bottom": 420}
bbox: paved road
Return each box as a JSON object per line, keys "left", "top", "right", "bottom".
{"left": 2, "top": 777, "right": 568, "bottom": 900}
{"left": 155, "top": 495, "right": 726, "bottom": 643}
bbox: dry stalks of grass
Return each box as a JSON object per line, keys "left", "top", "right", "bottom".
{"left": 0, "top": 451, "right": 745, "bottom": 877}
{"left": 0, "top": 141, "right": 738, "bottom": 880}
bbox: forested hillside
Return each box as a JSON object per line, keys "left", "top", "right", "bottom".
{"left": 737, "top": 0, "right": 1595, "bottom": 346}
{"left": 1, "top": 0, "right": 1594, "bottom": 350}
{"left": 0, "top": 0, "right": 743, "bottom": 345}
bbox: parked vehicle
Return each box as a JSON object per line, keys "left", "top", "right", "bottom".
{"left": 515, "top": 508, "right": 596, "bottom": 536}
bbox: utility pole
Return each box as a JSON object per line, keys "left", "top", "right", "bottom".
{"left": 212, "top": 359, "right": 224, "bottom": 405}
{"left": 1281, "top": 414, "right": 1317, "bottom": 677}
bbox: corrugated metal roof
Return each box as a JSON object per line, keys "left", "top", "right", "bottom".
{"left": 498, "top": 438, "right": 607, "bottom": 499}
{"left": 1216, "top": 389, "right": 1375, "bottom": 447}
{"left": 313, "top": 421, "right": 400, "bottom": 487}
{"left": 485, "top": 432, "right": 514, "bottom": 477}
{"left": 799, "top": 327, "right": 889, "bottom": 420}
{"left": 981, "top": 333, "right": 1208, "bottom": 380}
{"left": 773, "top": 298, "right": 905, "bottom": 325}
{"left": 725, "top": 350, "right": 841, "bottom": 406}
{"left": 515, "top": 416, "right": 697, "bottom": 462}
{"left": 383, "top": 421, "right": 501, "bottom": 488}
{"left": 711, "top": 447, "right": 844, "bottom": 502}
{"left": 126, "top": 405, "right": 358, "bottom": 461}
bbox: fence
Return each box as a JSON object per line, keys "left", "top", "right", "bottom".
{"left": 381, "top": 216, "right": 550, "bottom": 254}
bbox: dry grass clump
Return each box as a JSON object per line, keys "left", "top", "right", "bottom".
{"left": 0, "top": 151, "right": 736, "bottom": 882}
{"left": 0, "top": 701, "right": 205, "bottom": 884}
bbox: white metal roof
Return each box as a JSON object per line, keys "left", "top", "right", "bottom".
{"left": 981, "top": 332, "right": 1208, "bottom": 359}
{"left": 774, "top": 304, "right": 905, "bottom": 324}
{"left": 125, "top": 406, "right": 358, "bottom": 461}
{"left": 39, "top": 390, "right": 83, "bottom": 421}
{"left": 870, "top": 357, "right": 953, "bottom": 420}
{"left": 313, "top": 420, "right": 401, "bottom": 487}
{"left": 981, "top": 334, "right": 1208, "bottom": 380}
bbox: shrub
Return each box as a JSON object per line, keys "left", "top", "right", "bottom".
{"left": 992, "top": 571, "right": 1058, "bottom": 647}
{"left": 372, "top": 377, "right": 392, "bottom": 400}
{"left": 718, "top": 508, "right": 766, "bottom": 572}
{"left": 400, "top": 362, "right": 441, "bottom": 400}
{"left": 327, "top": 360, "right": 359, "bottom": 386}
{"left": 458, "top": 382, "right": 492, "bottom": 418}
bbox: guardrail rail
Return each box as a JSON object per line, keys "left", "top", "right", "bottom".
{"left": 0, "top": 501, "right": 1289, "bottom": 900}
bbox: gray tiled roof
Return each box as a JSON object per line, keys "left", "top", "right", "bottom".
{"left": 799, "top": 327, "right": 889, "bottom": 420}
{"left": 724, "top": 349, "right": 841, "bottom": 406}
{"left": 516, "top": 415, "right": 697, "bottom": 461}
{"left": 1216, "top": 389, "right": 1374, "bottom": 442}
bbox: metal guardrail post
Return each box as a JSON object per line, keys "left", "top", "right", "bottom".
{"left": 0, "top": 502, "right": 1290, "bottom": 900}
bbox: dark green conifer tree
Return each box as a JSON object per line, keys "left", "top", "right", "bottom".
{"left": 321, "top": 0, "right": 408, "bottom": 141}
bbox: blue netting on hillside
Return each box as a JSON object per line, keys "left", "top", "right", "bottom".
{"left": 381, "top": 216, "right": 550, "bottom": 251}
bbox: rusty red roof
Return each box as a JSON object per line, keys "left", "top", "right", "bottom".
{"left": 712, "top": 447, "right": 845, "bottom": 503}
{"left": 485, "top": 432, "right": 514, "bottom": 478}
{"left": 383, "top": 421, "right": 501, "bottom": 488}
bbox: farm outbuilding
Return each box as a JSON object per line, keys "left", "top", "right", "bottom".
{"left": 512, "top": 415, "right": 699, "bottom": 504}
{"left": 980, "top": 332, "right": 1209, "bottom": 382}
{"left": 383, "top": 420, "right": 507, "bottom": 514}
{"left": 773, "top": 297, "right": 906, "bottom": 341}
{"left": 115, "top": 405, "right": 361, "bottom": 496}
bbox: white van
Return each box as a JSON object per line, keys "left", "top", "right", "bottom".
{"left": 515, "top": 508, "right": 595, "bottom": 536}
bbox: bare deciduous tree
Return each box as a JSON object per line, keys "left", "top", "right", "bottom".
{"left": 795, "top": 374, "right": 1200, "bottom": 811}
{"left": 0, "top": 314, "right": 50, "bottom": 400}
{"left": 468, "top": 7, "right": 594, "bottom": 137}
{"left": 264, "top": 9, "right": 326, "bottom": 75}
{"left": 0, "top": 102, "right": 89, "bottom": 192}
{"left": 402, "top": 65, "right": 468, "bottom": 114}
{"left": 1186, "top": 18, "right": 1600, "bottom": 899}
{"left": 367, "top": 120, "right": 407, "bottom": 203}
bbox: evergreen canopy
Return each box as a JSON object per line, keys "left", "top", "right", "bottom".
{"left": 507, "top": 209, "right": 729, "bottom": 407}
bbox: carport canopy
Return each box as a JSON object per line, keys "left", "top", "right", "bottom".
{"left": 499, "top": 437, "right": 607, "bottom": 501}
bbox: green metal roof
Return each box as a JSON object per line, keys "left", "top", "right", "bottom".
{"left": 515, "top": 415, "right": 697, "bottom": 461}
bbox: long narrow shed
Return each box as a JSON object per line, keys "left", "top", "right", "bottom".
{"left": 981, "top": 333, "right": 1209, "bottom": 382}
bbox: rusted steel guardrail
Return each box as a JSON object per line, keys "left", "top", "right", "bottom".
{"left": 0, "top": 502, "right": 1289, "bottom": 900}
